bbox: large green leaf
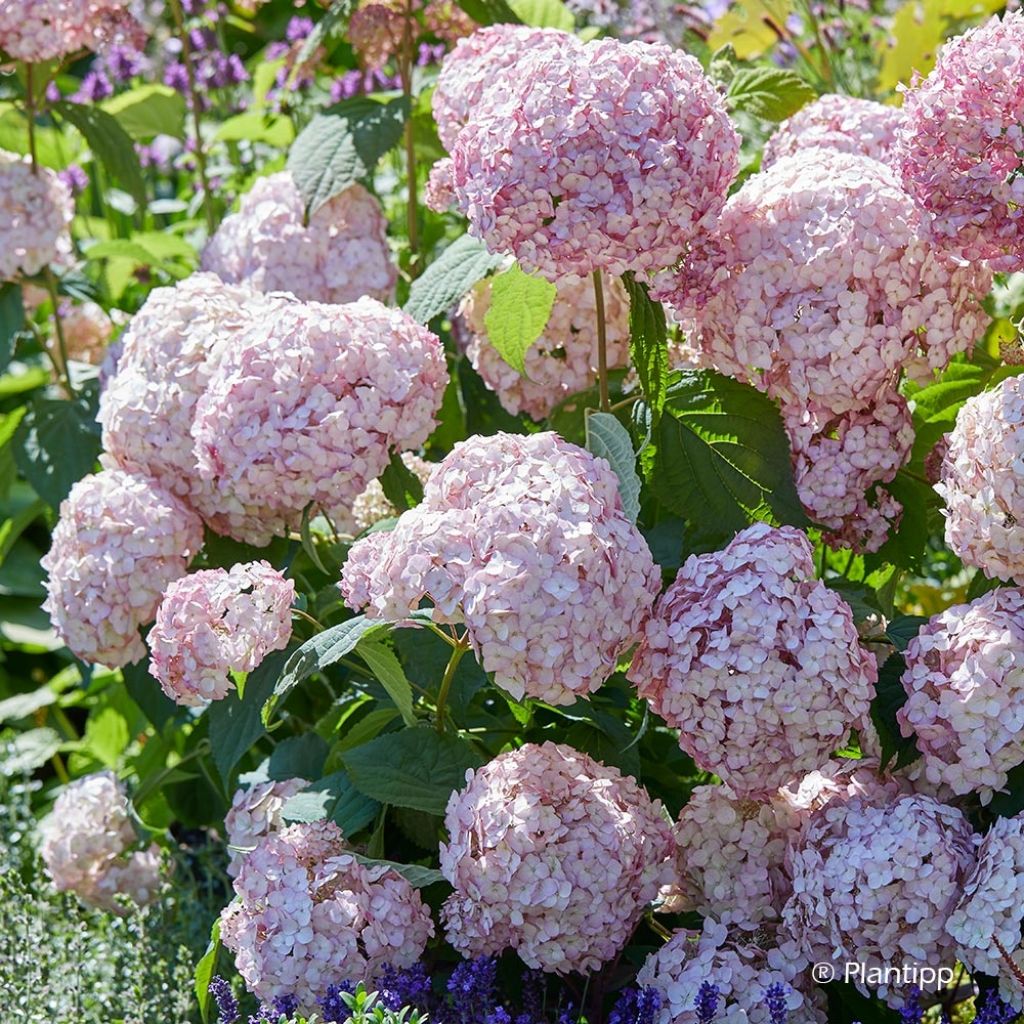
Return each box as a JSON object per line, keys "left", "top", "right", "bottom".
{"left": 404, "top": 235, "right": 505, "bottom": 325}
{"left": 348, "top": 852, "right": 446, "bottom": 889}
{"left": 103, "top": 84, "right": 186, "bottom": 140}
{"left": 726, "top": 67, "right": 815, "bottom": 121}
{"left": 356, "top": 637, "right": 417, "bottom": 727}
{"left": 869, "top": 653, "right": 919, "bottom": 771}
{"left": 483, "top": 263, "right": 557, "bottom": 374}
{"left": 0, "top": 283, "right": 24, "bottom": 372}
{"left": 622, "top": 272, "right": 669, "bottom": 415}
{"left": 194, "top": 920, "right": 222, "bottom": 1024}
{"left": 453, "top": 0, "right": 522, "bottom": 24}
{"left": 585, "top": 412, "right": 641, "bottom": 523}
{"left": 508, "top": 0, "right": 573, "bottom": 29}
{"left": 378, "top": 450, "right": 424, "bottom": 513}
{"left": 279, "top": 770, "right": 381, "bottom": 835}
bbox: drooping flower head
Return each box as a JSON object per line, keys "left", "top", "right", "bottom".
{"left": 0, "top": 150, "right": 73, "bottom": 281}
{"left": 440, "top": 742, "right": 674, "bottom": 973}
{"left": 224, "top": 778, "right": 310, "bottom": 877}
{"left": 340, "top": 432, "right": 660, "bottom": 705}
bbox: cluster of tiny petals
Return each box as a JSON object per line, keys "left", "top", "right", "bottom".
{"left": 201, "top": 173, "right": 396, "bottom": 305}
{"left": 39, "top": 771, "right": 163, "bottom": 913}
{"left": 654, "top": 151, "right": 991, "bottom": 419}
{"left": 148, "top": 561, "right": 296, "bottom": 707}
{"left": 349, "top": 452, "right": 433, "bottom": 533}
{"left": 220, "top": 821, "right": 433, "bottom": 1014}
{"left": 445, "top": 35, "right": 740, "bottom": 280}
{"left": 59, "top": 301, "right": 115, "bottom": 365}
{"left": 224, "top": 778, "right": 309, "bottom": 877}
{"left": 762, "top": 94, "right": 903, "bottom": 171}
{"left": 936, "top": 374, "right": 1024, "bottom": 584}
{"left": 782, "top": 793, "right": 979, "bottom": 1005}
{"left": 340, "top": 432, "right": 660, "bottom": 705}
{"left": 946, "top": 812, "right": 1024, "bottom": 1004}
{"left": 898, "top": 11, "right": 1024, "bottom": 270}
{"left": 0, "top": 0, "right": 141, "bottom": 62}
{"left": 462, "top": 272, "right": 629, "bottom": 420}
{"left": 191, "top": 296, "right": 446, "bottom": 545}
{"left": 897, "top": 587, "right": 1024, "bottom": 802}
{"left": 440, "top": 742, "right": 674, "bottom": 974}
{"left": 42, "top": 468, "right": 203, "bottom": 667}
{"left": 628, "top": 523, "right": 877, "bottom": 798}
{"left": 349, "top": 0, "right": 473, "bottom": 69}
{"left": 0, "top": 150, "right": 73, "bottom": 281}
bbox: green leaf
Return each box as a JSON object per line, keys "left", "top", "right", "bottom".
{"left": 279, "top": 770, "right": 380, "bottom": 834}
{"left": 287, "top": 96, "right": 406, "bottom": 214}
{"left": 378, "top": 450, "right": 424, "bottom": 514}
{"left": 103, "top": 84, "right": 186, "bottom": 140}
{"left": 885, "top": 615, "right": 927, "bottom": 652}
{"left": 585, "top": 412, "right": 641, "bottom": 523}
{"left": 622, "top": 272, "right": 668, "bottom": 415}
{"left": 289, "top": 0, "right": 360, "bottom": 83}
{"left": 14, "top": 397, "right": 102, "bottom": 509}
{"left": 123, "top": 658, "right": 179, "bottom": 732}
{"left": 356, "top": 637, "right": 417, "bottom": 727}
{"left": 53, "top": 101, "right": 146, "bottom": 209}
{"left": 726, "top": 67, "right": 815, "bottom": 121}
{"left": 404, "top": 235, "right": 505, "bottom": 325}
{"left": 0, "top": 726, "right": 61, "bottom": 774}
{"left": 0, "top": 496, "right": 44, "bottom": 565}
{"left": 453, "top": 0, "right": 522, "bottom": 24}
{"left": 268, "top": 734, "right": 329, "bottom": 781}
{"left": 194, "top": 919, "right": 222, "bottom": 1024}
{"left": 216, "top": 112, "right": 294, "bottom": 147}
{"left": 870, "top": 653, "right": 919, "bottom": 772}
{"left": 348, "top": 852, "right": 446, "bottom": 889}
{"left": 508, "top": 0, "right": 574, "bottom": 28}
{"left": 483, "top": 264, "right": 557, "bottom": 375}
{"left": 343, "top": 726, "right": 483, "bottom": 815}
{"left": 0, "top": 283, "right": 25, "bottom": 372}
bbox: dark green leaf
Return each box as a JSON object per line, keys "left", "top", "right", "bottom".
{"left": 869, "top": 653, "right": 918, "bottom": 771}
{"left": 280, "top": 770, "right": 381, "bottom": 835}
{"left": 967, "top": 571, "right": 1005, "bottom": 601}
{"left": 379, "top": 450, "right": 424, "bottom": 514}
{"left": 394, "top": 627, "right": 487, "bottom": 717}
{"left": 194, "top": 919, "right": 222, "bottom": 1024}
{"left": 989, "top": 760, "right": 1024, "bottom": 819}
{"left": 453, "top": 0, "right": 522, "bottom": 24}
{"left": 885, "top": 615, "right": 927, "bottom": 652}
{"left": 268, "top": 734, "right": 328, "bottom": 781}
{"left": 622, "top": 272, "right": 668, "bottom": 415}
{"left": 123, "top": 658, "right": 179, "bottom": 731}
{"left": 823, "top": 980, "right": 900, "bottom": 1024}
{"left": 585, "top": 411, "right": 641, "bottom": 523}
{"left": 726, "top": 67, "right": 815, "bottom": 121}
{"left": 0, "top": 283, "right": 25, "bottom": 372}
{"left": 404, "top": 235, "right": 505, "bottom": 325}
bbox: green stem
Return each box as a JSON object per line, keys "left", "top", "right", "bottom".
{"left": 43, "top": 266, "right": 76, "bottom": 398}
{"left": 435, "top": 639, "right": 469, "bottom": 733}
{"left": 25, "top": 64, "right": 38, "bottom": 171}
{"left": 400, "top": 0, "right": 419, "bottom": 263}
{"left": 291, "top": 607, "right": 325, "bottom": 632}
{"left": 593, "top": 270, "right": 610, "bottom": 412}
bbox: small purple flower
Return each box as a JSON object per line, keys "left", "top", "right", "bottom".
{"left": 695, "top": 981, "right": 720, "bottom": 1024}
{"left": 189, "top": 26, "right": 217, "bottom": 53}
{"left": 486, "top": 1011, "right": 512, "bottom": 1024}
{"left": 58, "top": 164, "right": 89, "bottom": 195}
{"left": 899, "top": 985, "right": 922, "bottom": 1024}
{"left": 45, "top": 81, "right": 62, "bottom": 103}
{"left": 556, "top": 1002, "right": 576, "bottom": 1024}
{"left": 103, "top": 44, "right": 143, "bottom": 82}
{"left": 608, "top": 986, "right": 662, "bottom": 1024}
{"left": 164, "top": 61, "right": 189, "bottom": 92}
{"left": 445, "top": 958, "right": 499, "bottom": 1024}
{"left": 763, "top": 982, "right": 788, "bottom": 1024}
{"left": 286, "top": 16, "right": 314, "bottom": 42}
{"left": 377, "top": 962, "right": 431, "bottom": 1010}
{"left": 417, "top": 42, "right": 446, "bottom": 66}
{"left": 209, "top": 976, "right": 239, "bottom": 1024}
{"left": 975, "top": 991, "right": 1020, "bottom": 1024}
{"left": 73, "top": 69, "right": 114, "bottom": 102}
{"left": 319, "top": 981, "right": 356, "bottom": 1023}
{"left": 272, "top": 994, "right": 299, "bottom": 1018}
{"left": 182, "top": 0, "right": 210, "bottom": 13}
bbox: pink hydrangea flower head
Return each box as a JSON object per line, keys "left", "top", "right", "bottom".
{"left": 39, "top": 770, "right": 163, "bottom": 912}
{"left": 762, "top": 94, "right": 903, "bottom": 170}
{"left": 0, "top": 150, "right": 73, "bottom": 281}
{"left": 421, "top": 0, "right": 475, "bottom": 47}
{"left": 898, "top": 11, "right": 1024, "bottom": 270}
{"left": 446, "top": 36, "right": 740, "bottom": 280}
{"left": 782, "top": 793, "right": 979, "bottom": 1005}
{"left": 42, "top": 469, "right": 203, "bottom": 667}
{"left": 148, "top": 561, "right": 296, "bottom": 707}
{"left": 350, "top": 452, "right": 433, "bottom": 533}
{"left": 935, "top": 374, "right": 1024, "bottom": 583}
{"left": 628, "top": 523, "right": 877, "bottom": 797}
{"left": 440, "top": 741, "right": 674, "bottom": 973}
{"left": 220, "top": 821, "right": 433, "bottom": 1013}
{"left": 654, "top": 152, "right": 991, "bottom": 418}
{"left": 0, "top": 0, "right": 141, "bottom": 61}
{"left": 340, "top": 432, "right": 660, "bottom": 704}
{"left": 191, "top": 296, "right": 446, "bottom": 545}
{"left": 897, "top": 587, "right": 1024, "bottom": 801}
{"left": 461, "top": 272, "right": 630, "bottom": 420}
{"left": 224, "top": 778, "right": 309, "bottom": 877}
{"left": 347, "top": 0, "right": 405, "bottom": 69}
{"left": 201, "top": 173, "right": 396, "bottom": 304}
{"left": 59, "top": 300, "right": 115, "bottom": 365}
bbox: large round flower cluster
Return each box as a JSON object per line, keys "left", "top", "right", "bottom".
{"left": 148, "top": 561, "right": 295, "bottom": 707}
{"left": 782, "top": 793, "right": 979, "bottom": 1004}
{"left": 762, "top": 94, "right": 903, "bottom": 170}
{"left": 0, "top": 150, "right": 73, "bottom": 281}
{"left": 628, "top": 523, "right": 876, "bottom": 797}
{"left": 898, "top": 11, "right": 1024, "bottom": 270}
{"left": 340, "top": 432, "right": 659, "bottom": 704}
{"left": 897, "top": 587, "right": 1024, "bottom": 801}
{"left": 224, "top": 778, "right": 308, "bottom": 876}
{"left": 440, "top": 742, "right": 674, "bottom": 974}
{"left": 935, "top": 374, "right": 1024, "bottom": 584}
{"left": 442, "top": 33, "right": 740, "bottom": 280}
{"left": 0, "top": 0, "right": 141, "bottom": 62}
{"left": 41, "top": 469, "right": 203, "bottom": 667}
{"left": 201, "top": 173, "right": 396, "bottom": 305}
{"left": 39, "top": 771, "right": 163, "bottom": 913}
{"left": 461, "top": 272, "right": 630, "bottom": 420}
{"left": 220, "top": 821, "right": 434, "bottom": 1014}
{"left": 191, "top": 296, "right": 446, "bottom": 545}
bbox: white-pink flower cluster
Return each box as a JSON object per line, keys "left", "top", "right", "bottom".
{"left": 898, "top": 11, "right": 1024, "bottom": 270}
{"left": 349, "top": 452, "right": 433, "bottom": 533}
{"left": 148, "top": 561, "right": 295, "bottom": 707}
{"left": 440, "top": 33, "right": 740, "bottom": 280}
{"left": 201, "top": 173, "right": 396, "bottom": 305}
{"left": 58, "top": 300, "right": 115, "bottom": 365}
{"left": 224, "top": 778, "right": 308, "bottom": 877}
{"left": 39, "top": 771, "right": 163, "bottom": 913}
{"left": 897, "top": 587, "right": 1024, "bottom": 802}
{"left": 220, "top": 821, "right": 433, "bottom": 1014}
{"left": 0, "top": 0, "right": 142, "bottom": 62}
{"left": 935, "top": 374, "right": 1024, "bottom": 584}
{"left": 440, "top": 742, "right": 674, "bottom": 974}
{"left": 628, "top": 523, "right": 876, "bottom": 798}
{"left": 340, "top": 432, "right": 659, "bottom": 705}
{"left": 0, "top": 150, "right": 73, "bottom": 281}
{"left": 762, "top": 94, "right": 903, "bottom": 170}
{"left": 42, "top": 469, "right": 203, "bottom": 667}
{"left": 461, "top": 272, "right": 629, "bottom": 420}
{"left": 782, "top": 793, "right": 979, "bottom": 1004}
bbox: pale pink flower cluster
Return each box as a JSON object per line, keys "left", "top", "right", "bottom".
{"left": 782, "top": 793, "right": 978, "bottom": 1004}
{"left": 898, "top": 11, "right": 1024, "bottom": 270}
{"left": 349, "top": 452, "right": 433, "bottom": 533}
{"left": 220, "top": 821, "right": 433, "bottom": 1014}
{"left": 0, "top": 150, "right": 73, "bottom": 281}
{"left": 201, "top": 173, "right": 396, "bottom": 305}
{"left": 191, "top": 297, "right": 446, "bottom": 545}
{"left": 58, "top": 300, "right": 115, "bottom": 365}
{"left": 340, "top": 432, "right": 659, "bottom": 704}
{"left": 897, "top": 587, "right": 1024, "bottom": 802}
{"left": 148, "top": 561, "right": 295, "bottom": 707}
{"left": 439, "top": 33, "right": 740, "bottom": 280}
{"left": 39, "top": 771, "right": 163, "bottom": 913}
{"left": 762, "top": 94, "right": 903, "bottom": 170}
{"left": 348, "top": 0, "right": 473, "bottom": 69}
{"left": 461, "top": 273, "right": 630, "bottom": 420}
{"left": 440, "top": 742, "right": 674, "bottom": 974}
{"left": 935, "top": 374, "right": 1024, "bottom": 584}
{"left": 224, "top": 778, "right": 308, "bottom": 876}
{"left": 0, "top": 0, "right": 141, "bottom": 62}
{"left": 42, "top": 468, "right": 203, "bottom": 667}
{"left": 628, "top": 523, "right": 876, "bottom": 797}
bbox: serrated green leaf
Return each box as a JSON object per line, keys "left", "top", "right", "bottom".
{"left": 194, "top": 920, "right": 222, "bottom": 1024}
{"left": 622, "top": 272, "right": 668, "bottom": 415}
{"left": 279, "top": 770, "right": 380, "bottom": 834}
{"left": 378, "top": 450, "right": 424, "bottom": 514}
{"left": 356, "top": 637, "right": 417, "bottom": 727}
{"left": 585, "top": 412, "right": 641, "bottom": 523}
{"left": 726, "top": 66, "right": 815, "bottom": 121}
{"left": 0, "top": 283, "right": 25, "bottom": 373}
{"left": 103, "top": 84, "right": 186, "bottom": 140}
{"left": 483, "top": 263, "right": 557, "bottom": 375}
{"left": 405, "top": 235, "right": 505, "bottom": 325}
